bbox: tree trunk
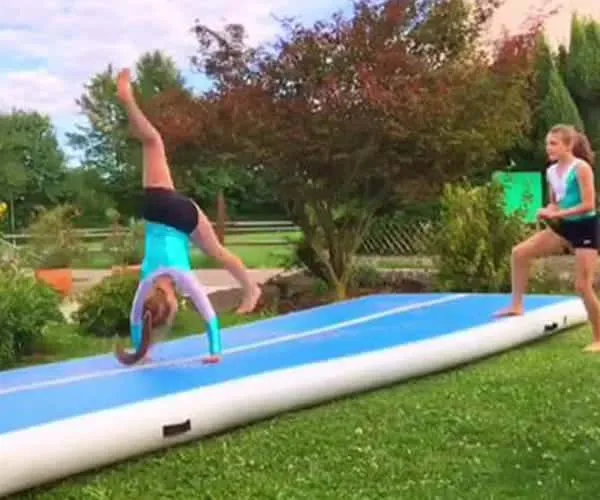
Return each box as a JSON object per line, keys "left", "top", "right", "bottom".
{"left": 333, "top": 279, "right": 347, "bottom": 301}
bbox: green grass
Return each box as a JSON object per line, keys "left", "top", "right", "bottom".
{"left": 69, "top": 231, "right": 300, "bottom": 270}
{"left": 11, "top": 318, "right": 600, "bottom": 499}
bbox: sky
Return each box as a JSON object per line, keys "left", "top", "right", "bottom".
{"left": 487, "top": 0, "right": 600, "bottom": 48}
{"left": 1, "top": 0, "right": 599, "bottom": 165}
{"left": 0, "top": 0, "right": 352, "bottom": 163}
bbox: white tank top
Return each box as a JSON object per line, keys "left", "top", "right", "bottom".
{"left": 545, "top": 160, "right": 577, "bottom": 203}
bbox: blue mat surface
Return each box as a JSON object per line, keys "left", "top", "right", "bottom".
{"left": 0, "top": 293, "right": 570, "bottom": 435}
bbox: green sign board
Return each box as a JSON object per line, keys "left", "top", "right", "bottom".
{"left": 492, "top": 170, "right": 543, "bottom": 223}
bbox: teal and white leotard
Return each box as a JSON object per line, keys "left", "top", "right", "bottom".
{"left": 140, "top": 221, "right": 193, "bottom": 279}
{"left": 129, "top": 221, "right": 221, "bottom": 355}
{"left": 546, "top": 160, "right": 596, "bottom": 220}
{"left": 545, "top": 159, "right": 598, "bottom": 250}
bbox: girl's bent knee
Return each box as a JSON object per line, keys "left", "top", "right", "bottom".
{"left": 511, "top": 244, "right": 526, "bottom": 262}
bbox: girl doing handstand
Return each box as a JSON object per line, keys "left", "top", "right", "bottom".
{"left": 116, "top": 68, "right": 261, "bottom": 360}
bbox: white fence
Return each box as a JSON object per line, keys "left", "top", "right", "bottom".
{"left": 3, "top": 220, "right": 300, "bottom": 245}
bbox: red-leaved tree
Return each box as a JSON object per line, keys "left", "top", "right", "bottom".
{"left": 149, "top": 0, "right": 544, "bottom": 299}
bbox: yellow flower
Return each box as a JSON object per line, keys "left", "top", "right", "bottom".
{"left": 0, "top": 202, "right": 7, "bottom": 218}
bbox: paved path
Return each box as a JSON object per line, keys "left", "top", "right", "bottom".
{"left": 71, "top": 268, "right": 285, "bottom": 294}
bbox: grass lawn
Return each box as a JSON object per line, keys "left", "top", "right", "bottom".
{"left": 69, "top": 231, "right": 301, "bottom": 270}
{"left": 13, "top": 314, "right": 600, "bottom": 499}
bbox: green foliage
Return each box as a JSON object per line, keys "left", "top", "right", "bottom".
{"left": 186, "top": 165, "right": 283, "bottom": 220}
{"left": 565, "top": 15, "right": 600, "bottom": 102}
{"left": 513, "top": 35, "right": 585, "bottom": 170}
{"left": 156, "top": 0, "right": 537, "bottom": 299}
{"left": 431, "top": 179, "right": 529, "bottom": 293}
{"left": 561, "top": 15, "right": 600, "bottom": 172}
{"left": 0, "top": 266, "right": 64, "bottom": 368}
{"left": 510, "top": 16, "right": 600, "bottom": 193}
{"left": 103, "top": 212, "right": 144, "bottom": 265}
{"left": 534, "top": 37, "right": 584, "bottom": 135}
{"left": 537, "top": 68, "right": 584, "bottom": 132}
{"left": 0, "top": 110, "right": 67, "bottom": 230}
{"left": 74, "top": 272, "right": 140, "bottom": 338}
{"left": 60, "top": 167, "right": 117, "bottom": 227}
{"left": 0, "top": 327, "right": 14, "bottom": 369}
{"left": 25, "top": 204, "right": 86, "bottom": 269}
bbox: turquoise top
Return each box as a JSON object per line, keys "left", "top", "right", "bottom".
{"left": 546, "top": 161, "right": 596, "bottom": 221}
{"left": 140, "top": 221, "right": 192, "bottom": 279}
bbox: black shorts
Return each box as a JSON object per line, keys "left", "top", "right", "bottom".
{"left": 142, "top": 187, "right": 199, "bottom": 235}
{"left": 551, "top": 214, "right": 599, "bottom": 250}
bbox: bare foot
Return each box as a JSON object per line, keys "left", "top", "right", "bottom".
{"left": 583, "top": 342, "right": 600, "bottom": 353}
{"left": 236, "top": 285, "right": 262, "bottom": 314}
{"left": 116, "top": 68, "right": 134, "bottom": 103}
{"left": 493, "top": 306, "right": 524, "bottom": 318}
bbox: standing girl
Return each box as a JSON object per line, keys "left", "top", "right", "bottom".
{"left": 495, "top": 124, "right": 600, "bottom": 353}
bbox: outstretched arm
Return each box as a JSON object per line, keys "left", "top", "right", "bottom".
{"left": 133, "top": 269, "right": 222, "bottom": 357}
{"left": 170, "top": 270, "right": 222, "bottom": 357}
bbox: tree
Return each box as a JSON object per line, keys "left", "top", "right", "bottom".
{"left": 67, "top": 51, "right": 187, "bottom": 217}
{"left": 0, "top": 110, "right": 67, "bottom": 231}
{"left": 509, "top": 34, "right": 584, "bottom": 173}
{"left": 513, "top": 14, "right": 600, "bottom": 190}
{"left": 59, "top": 167, "right": 117, "bottom": 226}
{"left": 149, "top": 0, "right": 542, "bottom": 299}
{"left": 563, "top": 15, "right": 600, "bottom": 165}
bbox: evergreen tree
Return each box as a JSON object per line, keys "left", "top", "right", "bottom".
{"left": 509, "top": 35, "right": 583, "bottom": 171}
{"left": 564, "top": 15, "right": 600, "bottom": 169}
{"left": 535, "top": 37, "right": 584, "bottom": 138}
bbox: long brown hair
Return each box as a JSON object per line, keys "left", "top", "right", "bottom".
{"left": 114, "top": 283, "right": 174, "bottom": 365}
{"left": 549, "top": 124, "right": 596, "bottom": 165}
{"left": 143, "top": 285, "right": 173, "bottom": 329}
{"left": 115, "top": 310, "right": 154, "bottom": 365}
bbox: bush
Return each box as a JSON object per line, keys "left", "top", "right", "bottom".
{"left": 0, "top": 266, "right": 65, "bottom": 368}
{"left": 102, "top": 211, "right": 145, "bottom": 266}
{"left": 431, "top": 179, "right": 530, "bottom": 293}
{"left": 74, "top": 272, "right": 141, "bottom": 338}
{"left": 25, "top": 204, "right": 86, "bottom": 269}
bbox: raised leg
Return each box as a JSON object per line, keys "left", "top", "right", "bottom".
{"left": 190, "top": 207, "right": 262, "bottom": 314}
{"left": 494, "top": 228, "right": 567, "bottom": 317}
{"left": 116, "top": 68, "right": 174, "bottom": 189}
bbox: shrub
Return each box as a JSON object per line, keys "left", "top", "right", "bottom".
{"left": 431, "top": 179, "right": 530, "bottom": 293}
{"left": 74, "top": 272, "right": 141, "bottom": 338}
{"left": 102, "top": 211, "right": 145, "bottom": 266}
{"left": 0, "top": 266, "right": 65, "bottom": 368}
{"left": 0, "top": 329, "right": 14, "bottom": 369}
{"left": 25, "top": 204, "right": 86, "bottom": 269}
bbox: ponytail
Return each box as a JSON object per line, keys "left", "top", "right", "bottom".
{"left": 573, "top": 131, "right": 595, "bottom": 166}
